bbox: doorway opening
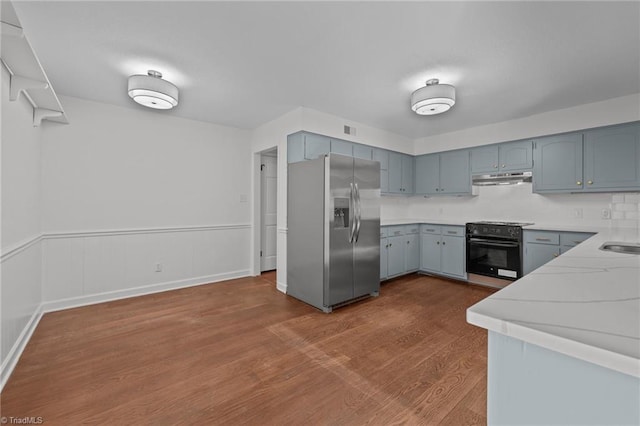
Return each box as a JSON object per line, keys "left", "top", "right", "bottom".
{"left": 259, "top": 148, "right": 278, "bottom": 273}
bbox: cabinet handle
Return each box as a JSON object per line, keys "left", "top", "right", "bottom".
{"left": 407, "top": 241, "right": 410, "bottom": 244}
{"left": 447, "top": 231, "right": 457, "bottom": 234}
{"left": 553, "top": 253, "right": 558, "bottom": 257}
{"left": 536, "top": 238, "right": 551, "bottom": 242}
{"left": 442, "top": 241, "right": 446, "bottom": 245}
{"left": 576, "top": 181, "right": 582, "bottom": 185}
{"left": 440, "top": 188, "right": 444, "bottom": 191}
{"left": 389, "top": 243, "right": 392, "bottom": 247}
{"left": 587, "top": 180, "right": 593, "bottom": 185}
{"left": 437, "top": 241, "right": 440, "bottom": 245}
{"left": 493, "top": 164, "right": 498, "bottom": 168}
{"left": 501, "top": 164, "right": 505, "bottom": 168}
{"left": 435, "top": 188, "right": 439, "bottom": 192}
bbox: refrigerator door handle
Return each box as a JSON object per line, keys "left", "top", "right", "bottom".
{"left": 349, "top": 182, "right": 356, "bottom": 243}
{"left": 354, "top": 182, "right": 362, "bottom": 242}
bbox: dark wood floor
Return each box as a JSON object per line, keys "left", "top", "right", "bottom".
{"left": 1, "top": 272, "right": 494, "bottom": 425}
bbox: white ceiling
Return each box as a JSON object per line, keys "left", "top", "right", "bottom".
{"left": 10, "top": 1, "right": 640, "bottom": 139}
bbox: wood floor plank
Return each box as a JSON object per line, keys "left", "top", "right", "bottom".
{"left": 1, "top": 272, "right": 494, "bottom": 424}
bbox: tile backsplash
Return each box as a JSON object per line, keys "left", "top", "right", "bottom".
{"left": 611, "top": 193, "right": 640, "bottom": 229}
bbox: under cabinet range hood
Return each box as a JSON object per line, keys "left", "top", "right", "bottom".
{"left": 472, "top": 171, "right": 533, "bottom": 186}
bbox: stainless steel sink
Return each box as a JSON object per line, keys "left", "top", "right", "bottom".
{"left": 599, "top": 242, "right": 640, "bottom": 255}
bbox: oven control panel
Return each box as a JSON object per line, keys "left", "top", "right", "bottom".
{"left": 466, "top": 223, "right": 522, "bottom": 240}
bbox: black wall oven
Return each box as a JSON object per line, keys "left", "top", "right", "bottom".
{"left": 466, "top": 222, "right": 531, "bottom": 285}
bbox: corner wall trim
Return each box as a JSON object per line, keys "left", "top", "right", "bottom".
{"left": 1, "top": 234, "right": 43, "bottom": 263}
{"left": 276, "top": 281, "right": 287, "bottom": 294}
{"left": 0, "top": 304, "right": 44, "bottom": 392}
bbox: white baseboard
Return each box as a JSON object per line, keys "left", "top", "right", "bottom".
{"left": 41, "top": 270, "right": 251, "bottom": 313}
{"left": 1, "top": 304, "right": 44, "bottom": 392}
{"left": 276, "top": 280, "right": 287, "bottom": 294}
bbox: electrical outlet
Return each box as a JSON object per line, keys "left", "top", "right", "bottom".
{"left": 155, "top": 262, "right": 162, "bottom": 272}
{"left": 573, "top": 208, "right": 583, "bottom": 218}
{"left": 239, "top": 194, "right": 248, "bottom": 203}
{"left": 601, "top": 208, "right": 611, "bottom": 219}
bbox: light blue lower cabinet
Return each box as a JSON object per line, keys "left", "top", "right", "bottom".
{"left": 488, "top": 331, "right": 639, "bottom": 425}
{"left": 419, "top": 225, "right": 466, "bottom": 279}
{"left": 441, "top": 235, "right": 465, "bottom": 278}
{"left": 524, "top": 243, "right": 559, "bottom": 275}
{"left": 380, "top": 238, "right": 388, "bottom": 280}
{"left": 387, "top": 235, "right": 406, "bottom": 277}
{"left": 405, "top": 233, "right": 420, "bottom": 272}
{"left": 420, "top": 233, "right": 442, "bottom": 272}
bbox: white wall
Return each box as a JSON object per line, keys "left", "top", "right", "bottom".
{"left": 40, "top": 96, "right": 253, "bottom": 309}
{"left": 1, "top": 65, "right": 44, "bottom": 388}
{"left": 414, "top": 94, "right": 640, "bottom": 154}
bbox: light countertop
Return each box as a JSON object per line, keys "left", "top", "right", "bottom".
{"left": 467, "top": 227, "right": 640, "bottom": 378}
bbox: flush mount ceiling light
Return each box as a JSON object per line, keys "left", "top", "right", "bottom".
{"left": 411, "top": 78, "right": 456, "bottom": 115}
{"left": 127, "top": 70, "right": 179, "bottom": 110}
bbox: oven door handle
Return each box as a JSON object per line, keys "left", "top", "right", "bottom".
{"left": 468, "top": 238, "right": 520, "bottom": 248}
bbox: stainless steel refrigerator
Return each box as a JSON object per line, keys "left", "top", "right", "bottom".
{"left": 287, "top": 153, "right": 380, "bottom": 312}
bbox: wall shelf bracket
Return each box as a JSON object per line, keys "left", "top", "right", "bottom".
{"left": 33, "top": 108, "right": 62, "bottom": 127}
{"left": 10, "top": 75, "right": 49, "bottom": 102}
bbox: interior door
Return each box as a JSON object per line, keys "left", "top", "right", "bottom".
{"left": 260, "top": 154, "right": 277, "bottom": 271}
{"left": 353, "top": 157, "right": 381, "bottom": 298}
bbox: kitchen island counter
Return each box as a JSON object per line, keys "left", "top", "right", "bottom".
{"left": 467, "top": 225, "right": 640, "bottom": 424}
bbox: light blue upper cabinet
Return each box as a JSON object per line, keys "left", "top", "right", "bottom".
{"left": 330, "top": 139, "right": 353, "bottom": 157}
{"left": 304, "top": 133, "right": 331, "bottom": 160}
{"left": 388, "top": 152, "right": 414, "bottom": 194}
{"left": 471, "top": 145, "right": 499, "bottom": 173}
{"left": 471, "top": 141, "right": 532, "bottom": 173}
{"left": 353, "top": 144, "right": 373, "bottom": 160}
{"left": 416, "top": 151, "right": 470, "bottom": 195}
{"left": 499, "top": 140, "right": 533, "bottom": 171}
{"left": 533, "top": 133, "right": 584, "bottom": 193}
{"left": 439, "top": 150, "right": 471, "bottom": 194}
{"left": 401, "top": 154, "right": 414, "bottom": 194}
{"left": 415, "top": 154, "right": 440, "bottom": 195}
{"left": 583, "top": 122, "right": 640, "bottom": 191}
{"left": 373, "top": 148, "right": 389, "bottom": 170}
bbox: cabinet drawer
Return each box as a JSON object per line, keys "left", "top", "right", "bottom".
{"left": 405, "top": 224, "right": 420, "bottom": 235}
{"left": 442, "top": 226, "right": 464, "bottom": 237}
{"left": 380, "top": 227, "right": 388, "bottom": 238}
{"left": 524, "top": 230, "right": 560, "bottom": 245}
{"left": 388, "top": 225, "right": 405, "bottom": 237}
{"left": 421, "top": 224, "right": 442, "bottom": 235}
{"left": 560, "top": 232, "right": 594, "bottom": 247}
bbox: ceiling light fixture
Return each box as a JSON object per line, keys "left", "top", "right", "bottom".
{"left": 127, "top": 70, "right": 179, "bottom": 110}
{"left": 410, "top": 78, "right": 455, "bottom": 115}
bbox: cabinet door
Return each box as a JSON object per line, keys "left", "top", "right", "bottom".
{"left": 304, "top": 133, "right": 331, "bottom": 160}
{"left": 387, "top": 235, "right": 406, "bottom": 276}
{"left": 401, "top": 154, "right": 414, "bottom": 194}
{"left": 441, "top": 236, "right": 465, "bottom": 278}
{"left": 331, "top": 139, "right": 353, "bottom": 157}
{"left": 380, "top": 169, "right": 389, "bottom": 193}
{"left": 420, "top": 233, "right": 441, "bottom": 272}
{"left": 533, "top": 133, "right": 583, "bottom": 192}
{"left": 388, "top": 152, "right": 404, "bottom": 194}
{"left": 373, "top": 148, "right": 389, "bottom": 170}
{"left": 405, "top": 233, "right": 420, "bottom": 272}
{"left": 287, "top": 133, "right": 305, "bottom": 163}
{"left": 584, "top": 123, "right": 640, "bottom": 190}
{"left": 353, "top": 144, "right": 373, "bottom": 160}
{"left": 439, "top": 150, "right": 471, "bottom": 194}
{"left": 524, "top": 243, "right": 560, "bottom": 275}
{"left": 415, "top": 154, "right": 440, "bottom": 195}
{"left": 380, "top": 238, "right": 388, "bottom": 280}
{"left": 500, "top": 140, "right": 533, "bottom": 171}
{"left": 471, "top": 145, "right": 499, "bottom": 173}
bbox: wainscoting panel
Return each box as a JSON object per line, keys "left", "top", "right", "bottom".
{"left": 42, "top": 225, "right": 252, "bottom": 309}
{"left": 1, "top": 239, "right": 43, "bottom": 389}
